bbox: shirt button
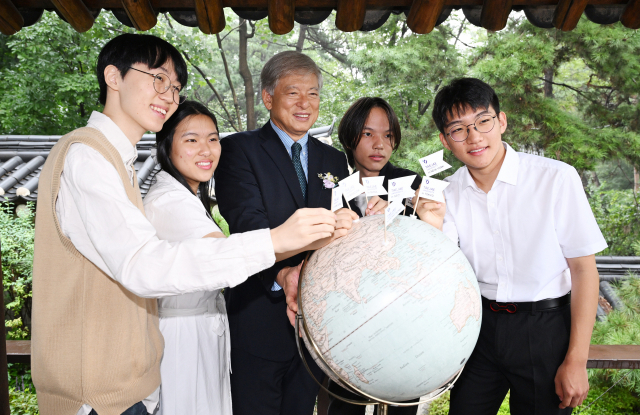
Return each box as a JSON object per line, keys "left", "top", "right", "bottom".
{"left": 497, "top": 256, "right": 503, "bottom": 261}
{"left": 494, "top": 230, "right": 499, "bottom": 235}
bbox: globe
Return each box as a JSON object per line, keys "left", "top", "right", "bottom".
{"left": 298, "top": 214, "right": 482, "bottom": 402}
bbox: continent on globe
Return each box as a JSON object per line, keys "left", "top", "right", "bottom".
{"left": 450, "top": 279, "right": 482, "bottom": 333}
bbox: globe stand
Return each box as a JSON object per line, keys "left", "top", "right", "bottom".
{"left": 294, "top": 255, "right": 466, "bottom": 412}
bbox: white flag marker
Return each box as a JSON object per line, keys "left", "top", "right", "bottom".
{"left": 362, "top": 176, "right": 387, "bottom": 197}
{"left": 418, "top": 150, "right": 452, "bottom": 177}
{"left": 384, "top": 200, "right": 404, "bottom": 244}
{"left": 418, "top": 176, "right": 450, "bottom": 203}
{"left": 330, "top": 187, "right": 344, "bottom": 212}
{"left": 338, "top": 172, "right": 366, "bottom": 203}
{"left": 387, "top": 175, "right": 416, "bottom": 204}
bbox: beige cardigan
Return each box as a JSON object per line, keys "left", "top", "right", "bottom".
{"left": 32, "top": 127, "right": 163, "bottom": 415}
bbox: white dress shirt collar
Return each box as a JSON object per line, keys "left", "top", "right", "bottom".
{"left": 459, "top": 142, "right": 519, "bottom": 191}
{"left": 86, "top": 111, "right": 138, "bottom": 172}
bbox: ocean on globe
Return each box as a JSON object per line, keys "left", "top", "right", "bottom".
{"left": 298, "top": 215, "right": 481, "bottom": 402}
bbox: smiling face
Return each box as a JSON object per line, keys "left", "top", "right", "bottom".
{"left": 103, "top": 61, "right": 182, "bottom": 144}
{"left": 262, "top": 72, "right": 320, "bottom": 141}
{"left": 352, "top": 107, "right": 394, "bottom": 178}
{"left": 169, "top": 114, "right": 220, "bottom": 194}
{"left": 439, "top": 105, "right": 507, "bottom": 178}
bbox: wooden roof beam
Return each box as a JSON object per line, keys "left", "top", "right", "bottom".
{"left": 335, "top": 0, "right": 366, "bottom": 32}
{"left": 481, "top": 0, "right": 513, "bottom": 30}
{"left": 621, "top": 0, "right": 640, "bottom": 28}
{"left": 50, "top": 0, "right": 94, "bottom": 32}
{"left": 553, "top": 0, "right": 588, "bottom": 30}
{"left": 0, "top": 0, "right": 24, "bottom": 35}
{"left": 194, "top": 0, "right": 225, "bottom": 34}
{"left": 406, "top": 0, "right": 447, "bottom": 34}
{"left": 268, "top": 0, "right": 294, "bottom": 34}
{"left": 121, "top": 0, "right": 156, "bottom": 31}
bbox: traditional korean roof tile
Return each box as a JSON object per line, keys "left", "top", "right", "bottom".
{"left": 0, "top": 123, "right": 335, "bottom": 203}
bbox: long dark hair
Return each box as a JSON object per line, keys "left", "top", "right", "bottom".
{"left": 338, "top": 97, "right": 402, "bottom": 168}
{"left": 156, "top": 100, "right": 218, "bottom": 215}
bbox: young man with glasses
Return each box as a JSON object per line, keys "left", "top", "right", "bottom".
{"left": 415, "top": 78, "right": 606, "bottom": 414}
{"left": 31, "top": 34, "right": 341, "bottom": 415}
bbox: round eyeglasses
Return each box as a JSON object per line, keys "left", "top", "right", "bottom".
{"left": 446, "top": 114, "right": 497, "bottom": 142}
{"left": 128, "top": 67, "right": 186, "bottom": 105}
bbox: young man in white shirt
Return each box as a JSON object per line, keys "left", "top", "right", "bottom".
{"left": 32, "top": 34, "right": 346, "bottom": 415}
{"left": 415, "top": 78, "right": 606, "bottom": 414}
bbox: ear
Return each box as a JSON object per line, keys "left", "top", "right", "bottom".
{"left": 262, "top": 89, "right": 273, "bottom": 111}
{"left": 498, "top": 111, "right": 507, "bottom": 134}
{"left": 104, "top": 65, "right": 122, "bottom": 92}
{"left": 439, "top": 132, "right": 452, "bottom": 151}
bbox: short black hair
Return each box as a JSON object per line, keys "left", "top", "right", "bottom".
{"left": 96, "top": 34, "right": 188, "bottom": 105}
{"left": 338, "top": 97, "right": 402, "bottom": 168}
{"left": 156, "top": 100, "right": 218, "bottom": 216}
{"left": 432, "top": 78, "right": 500, "bottom": 134}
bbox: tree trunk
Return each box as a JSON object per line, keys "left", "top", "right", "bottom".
{"left": 543, "top": 67, "right": 554, "bottom": 98}
{"left": 296, "top": 24, "right": 307, "bottom": 52}
{"left": 634, "top": 165, "right": 639, "bottom": 196}
{"left": 239, "top": 19, "right": 256, "bottom": 130}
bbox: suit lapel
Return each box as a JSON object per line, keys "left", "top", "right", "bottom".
{"left": 306, "top": 137, "right": 325, "bottom": 208}
{"left": 260, "top": 122, "right": 305, "bottom": 208}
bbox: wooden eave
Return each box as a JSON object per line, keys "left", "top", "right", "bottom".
{"left": 1, "top": 0, "right": 639, "bottom": 37}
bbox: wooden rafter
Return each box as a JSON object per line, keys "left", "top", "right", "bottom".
{"left": 335, "top": 0, "right": 366, "bottom": 32}
{"left": 481, "top": 0, "right": 513, "bottom": 30}
{"left": 0, "top": 0, "right": 24, "bottom": 35}
{"left": 268, "top": 0, "right": 294, "bottom": 34}
{"left": 553, "top": 0, "right": 589, "bottom": 30}
{"left": 621, "top": 0, "right": 640, "bottom": 28}
{"left": 121, "top": 0, "right": 157, "bottom": 30}
{"left": 194, "top": 0, "right": 225, "bottom": 34}
{"left": 50, "top": 0, "right": 94, "bottom": 32}
{"left": 406, "top": 0, "right": 447, "bottom": 34}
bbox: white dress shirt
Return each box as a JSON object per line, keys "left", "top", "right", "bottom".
{"left": 443, "top": 143, "right": 607, "bottom": 302}
{"left": 56, "top": 112, "right": 275, "bottom": 415}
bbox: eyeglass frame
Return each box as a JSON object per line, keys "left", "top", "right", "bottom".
{"left": 127, "top": 66, "right": 185, "bottom": 105}
{"left": 445, "top": 113, "right": 498, "bottom": 142}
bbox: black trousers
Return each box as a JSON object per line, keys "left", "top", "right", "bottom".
{"left": 230, "top": 346, "right": 326, "bottom": 415}
{"left": 327, "top": 380, "right": 419, "bottom": 415}
{"left": 89, "top": 401, "right": 147, "bottom": 415}
{"left": 449, "top": 302, "right": 573, "bottom": 415}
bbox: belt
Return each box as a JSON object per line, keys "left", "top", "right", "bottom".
{"left": 482, "top": 292, "right": 571, "bottom": 314}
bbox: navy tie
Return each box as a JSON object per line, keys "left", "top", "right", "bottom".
{"left": 291, "top": 142, "right": 307, "bottom": 202}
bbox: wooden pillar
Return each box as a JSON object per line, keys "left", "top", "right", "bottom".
{"left": 621, "top": 0, "right": 640, "bottom": 29}
{"left": 194, "top": 0, "right": 225, "bottom": 34}
{"left": 406, "top": 0, "right": 447, "bottom": 34}
{"left": 50, "top": 0, "right": 94, "bottom": 32}
{"left": 268, "top": 0, "right": 294, "bottom": 35}
{"left": 121, "top": 0, "right": 157, "bottom": 31}
{"left": 335, "top": 0, "right": 366, "bottom": 32}
{"left": 0, "top": 240, "right": 10, "bottom": 415}
{"left": 481, "top": 0, "right": 513, "bottom": 31}
{"left": 0, "top": 0, "right": 23, "bottom": 35}
{"left": 553, "top": 0, "right": 588, "bottom": 31}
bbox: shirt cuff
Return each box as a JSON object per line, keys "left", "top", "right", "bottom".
{"left": 272, "top": 281, "right": 283, "bottom": 291}
{"left": 238, "top": 228, "right": 276, "bottom": 277}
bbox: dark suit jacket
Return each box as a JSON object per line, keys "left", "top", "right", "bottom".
{"left": 352, "top": 162, "right": 422, "bottom": 218}
{"left": 214, "top": 121, "right": 351, "bottom": 361}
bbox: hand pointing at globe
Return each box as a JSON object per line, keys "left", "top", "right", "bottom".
{"left": 413, "top": 189, "right": 446, "bottom": 231}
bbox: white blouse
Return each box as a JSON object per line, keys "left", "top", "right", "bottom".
{"left": 144, "top": 171, "right": 234, "bottom": 415}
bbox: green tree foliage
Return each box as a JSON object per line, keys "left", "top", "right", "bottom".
{"left": 0, "top": 12, "right": 129, "bottom": 134}
{"left": 588, "top": 187, "right": 640, "bottom": 256}
{"left": 1, "top": 203, "right": 35, "bottom": 339}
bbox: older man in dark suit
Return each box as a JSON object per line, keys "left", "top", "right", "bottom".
{"left": 214, "top": 51, "right": 358, "bottom": 415}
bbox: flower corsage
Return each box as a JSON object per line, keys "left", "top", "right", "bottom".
{"left": 318, "top": 172, "right": 339, "bottom": 189}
